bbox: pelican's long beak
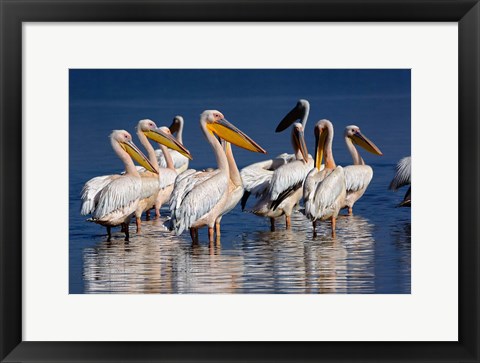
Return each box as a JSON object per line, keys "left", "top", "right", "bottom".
{"left": 351, "top": 131, "right": 383, "bottom": 156}
{"left": 144, "top": 128, "right": 193, "bottom": 160}
{"left": 121, "top": 140, "right": 158, "bottom": 173}
{"left": 207, "top": 118, "right": 267, "bottom": 154}
{"left": 293, "top": 127, "right": 309, "bottom": 163}
{"left": 275, "top": 104, "right": 302, "bottom": 133}
{"left": 315, "top": 127, "right": 327, "bottom": 170}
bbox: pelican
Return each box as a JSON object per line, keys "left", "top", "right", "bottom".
{"left": 134, "top": 119, "right": 192, "bottom": 232}
{"left": 241, "top": 100, "right": 313, "bottom": 231}
{"left": 342, "top": 125, "right": 383, "bottom": 215}
{"left": 240, "top": 99, "right": 310, "bottom": 210}
{"left": 240, "top": 153, "right": 296, "bottom": 210}
{"left": 214, "top": 139, "right": 243, "bottom": 238}
{"left": 389, "top": 156, "right": 411, "bottom": 207}
{"left": 304, "top": 120, "right": 346, "bottom": 238}
{"left": 155, "top": 116, "right": 190, "bottom": 173}
{"left": 169, "top": 110, "right": 266, "bottom": 243}
{"left": 80, "top": 130, "right": 158, "bottom": 241}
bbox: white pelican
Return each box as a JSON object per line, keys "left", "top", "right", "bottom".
{"left": 241, "top": 100, "right": 313, "bottom": 231}
{"left": 240, "top": 153, "right": 296, "bottom": 210}
{"left": 155, "top": 116, "right": 190, "bottom": 173}
{"left": 240, "top": 99, "right": 310, "bottom": 210}
{"left": 214, "top": 140, "right": 243, "bottom": 238}
{"left": 243, "top": 123, "right": 312, "bottom": 230}
{"left": 389, "top": 156, "right": 411, "bottom": 207}
{"left": 342, "top": 125, "right": 383, "bottom": 215}
{"left": 80, "top": 130, "right": 158, "bottom": 241}
{"left": 304, "top": 120, "right": 346, "bottom": 238}
{"left": 134, "top": 119, "right": 192, "bottom": 232}
{"left": 169, "top": 110, "right": 266, "bottom": 243}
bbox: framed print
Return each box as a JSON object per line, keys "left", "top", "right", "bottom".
{"left": 1, "top": 0, "right": 479, "bottom": 362}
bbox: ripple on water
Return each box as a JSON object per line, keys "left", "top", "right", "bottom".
{"left": 78, "top": 201, "right": 410, "bottom": 294}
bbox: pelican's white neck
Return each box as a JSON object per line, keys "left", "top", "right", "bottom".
{"left": 136, "top": 128, "right": 159, "bottom": 172}
{"left": 225, "top": 142, "right": 241, "bottom": 186}
{"left": 112, "top": 140, "right": 140, "bottom": 177}
{"left": 200, "top": 115, "right": 229, "bottom": 172}
{"left": 345, "top": 135, "right": 365, "bottom": 165}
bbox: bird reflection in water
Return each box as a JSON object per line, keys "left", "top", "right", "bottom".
{"left": 83, "top": 211, "right": 378, "bottom": 294}
{"left": 83, "top": 216, "right": 244, "bottom": 294}
{"left": 238, "top": 212, "right": 375, "bottom": 293}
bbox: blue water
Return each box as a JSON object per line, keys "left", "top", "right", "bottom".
{"left": 69, "top": 69, "right": 411, "bottom": 294}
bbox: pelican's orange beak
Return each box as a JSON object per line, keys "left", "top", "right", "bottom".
{"left": 207, "top": 118, "right": 267, "bottom": 154}
{"left": 121, "top": 139, "right": 158, "bottom": 173}
{"left": 144, "top": 128, "right": 193, "bottom": 160}
{"left": 351, "top": 130, "right": 383, "bottom": 156}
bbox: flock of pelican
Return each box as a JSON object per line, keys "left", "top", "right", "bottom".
{"left": 81, "top": 100, "right": 408, "bottom": 243}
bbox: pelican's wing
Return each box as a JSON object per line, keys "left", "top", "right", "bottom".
{"left": 158, "top": 167, "right": 178, "bottom": 190}
{"left": 303, "top": 168, "right": 326, "bottom": 219}
{"left": 240, "top": 158, "right": 282, "bottom": 210}
{"left": 156, "top": 149, "right": 189, "bottom": 170}
{"left": 240, "top": 162, "right": 274, "bottom": 195}
{"left": 241, "top": 153, "right": 303, "bottom": 192}
{"left": 343, "top": 165, "right": 373, "bottom": 193}
{"left": 399, "top": 186, "right": 411, "bottom": 207}
{"left": 93, "top": 176, "right": 142, "bottom": 219}
{"left": 389, "top": 156, "right": 411, "bottom": 190}
{"left": 80, "top": 174, "right": 119, "bottom": 215}
{"left": 303, "top": 169, "right": 321, "bottom": 203}
{"left": 155, "top": 149, "right": 168, "bottom": 168}
{"left": 309, "top": 167, "right": 346, "bottom": 219}
{"left": 240, "top": 155, "right": 309, "bottom": 210}
{"left": 269, "top": 159, "right": 313, "bottom": 201}
{"left": 121, "top": 165, "right": 145, "bottom": 175}
{"left": 139, "top": 173, "right": 160, "bottom": 199}
{"left": 269, "top": 159, "right": 314, "bottom": 210}
{"left": 170, "top": 169, "right": 226, "bottom": 235}
{"left": 169, "top": 169, "right": 219, "bottom": 212}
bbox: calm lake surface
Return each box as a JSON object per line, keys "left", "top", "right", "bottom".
{"left": 69, "top": 69, "right": 411, "bottom": 294}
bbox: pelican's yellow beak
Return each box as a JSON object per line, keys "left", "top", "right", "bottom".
{"left": 144, "top": 128, "right": 193, "bottom": 160}
{"left": 293, "top": 127, "right": 309, "bottom": 163}
{"left": 121, "top": 140, "right": 158, "bottom": 173}
{"left": 351, "top": 131, "right": 383, "bottom": 156}
{"left": 207, "top": 118, "right": 267, "bottom": 154}
{"left": 315, "top": 127, "right": 327, "bottom": 170}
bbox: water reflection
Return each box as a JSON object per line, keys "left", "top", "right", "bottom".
{"left": 83, "top": 211, "right": 388, "bottom": 294}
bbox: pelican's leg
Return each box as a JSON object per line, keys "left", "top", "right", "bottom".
{"left": 189, "top": 228, "right": 197, "bottom": 243}
{"left": 145, "top": 209, "right": 151, "bottom": 221}
{"left": 270, "top": 218, "right": 275, "bottom": 232}
{"left": 195, "top": 228, "right": 199, "bottom": 240}
{"left": 208, "top": 226, "right": 215, "bottom": 243}
{"left": 331, "top": 216, "right": 336, "bottom": 238}
{"left": 154, "top": 204, "right": 161, "bottom": 219}
{"left": 312, "top": 221, "right": 317, "bottom": 238}
{"left": 106, "top": 226, "right": 112, "bottom": 242}
{"left": 215, "top": 218, "right": 221, "bottom": 238}
{"left": 120, "top": 224, "right": 126, "bottom": 233}
{"left": 123, "top": 223, "right": 130, "bottom": 241}
{"left": 285, "top": 215, "right": 291, "bottom": 229}
{"left": 348, "top": 207, "right": 353, "bottom": 216}
{"left": 135, "top": 216, "right": 142, "bottom": 234}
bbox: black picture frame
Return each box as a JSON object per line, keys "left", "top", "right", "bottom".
{"left": 1, "top": 0, "right": 479, "bottom": 362}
